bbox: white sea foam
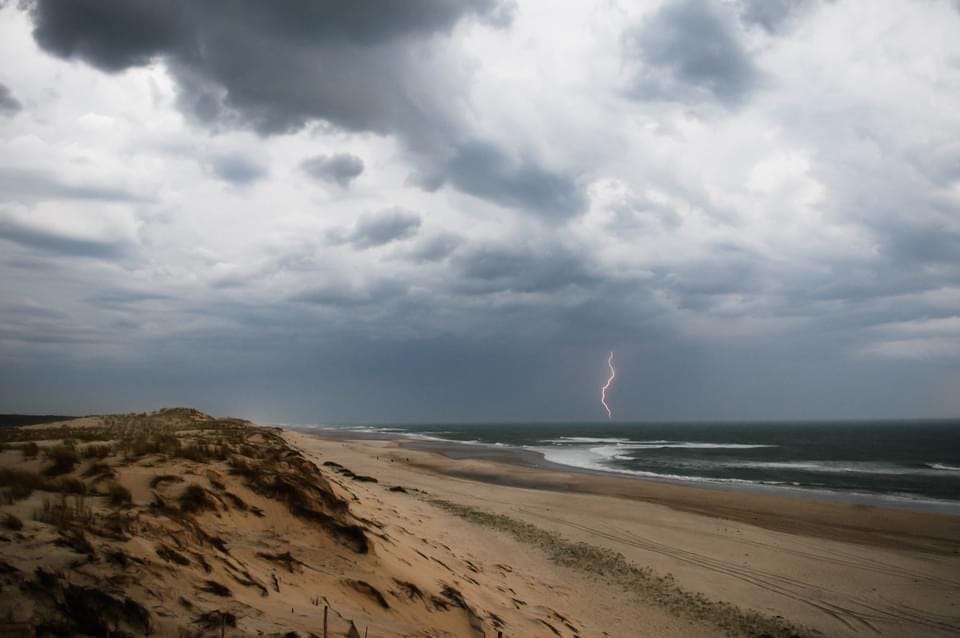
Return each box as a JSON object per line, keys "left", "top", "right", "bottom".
{"left": 543, "top": 437, "right": 633, "bottom": 444}
{"left": 624, "top": 442, "right": 777, "bottom": 450}
{"left": 528, "top": 445, "right": 785, "bottom": 485}
{"left": 927, "top": 463, "right": 960, "bottom": 472}
{"left": 737, "top": 460, "right": 957, "bottom": 476}
{"left": 541, "top": 437, "right": 776, "bottom": 449}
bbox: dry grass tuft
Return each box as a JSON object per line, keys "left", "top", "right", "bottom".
{"left": 106, "top": 482, "right": 132, "bottom": 507}
{"left": 1, "top": 512, "right": 23, "bottom": 531}
{"left": 43, "top": 445, "right": 79, "bottom": 476}
{"left": 34, "top": 494, "right": 94, "bottom": 529}
{"left": 179, "top": 484, "right": 215, "bottom": 513}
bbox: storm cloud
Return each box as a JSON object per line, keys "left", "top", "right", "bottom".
{"left": 334, "top": 208, "right": 423, "bottom": 249}
{"left": 301, "top": 153, "right": 365, "bottom": 187}
{"left": 18, "top": 1, "right": 595, "bottom": 219}
{"left": 0, "top": 210, "right": 131, "bottom": 260}
{"left": 208, "top": 154, "right": 267, "bottom": 186}
{"left": 623, "top": 0, "right": 762, "bottom": 106}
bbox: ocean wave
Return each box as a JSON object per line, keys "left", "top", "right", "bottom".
{"left": 542, "top": 437, "right": 633, "bottom": 444}
{"left": 623, "top": 442, "right": 777, "bottom": 450}
{"left": 541, "top": 437, "right": 776, "bottom": 449}
{"left": 529, "top": 445, "right": 787, "bottom": 485}
{"left": 736, "top": 461, "right": 959, "bottom": 476}
{"left": 927, "top": 463, "right": 960, "bottom": 472}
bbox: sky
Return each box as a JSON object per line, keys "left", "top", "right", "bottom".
{"left": 0, "top": 0, "right": 959, "bottom": 424}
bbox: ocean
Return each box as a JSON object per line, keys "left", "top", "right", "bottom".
{"left": 316, "top": 420, "right": 960, "bottom": 509}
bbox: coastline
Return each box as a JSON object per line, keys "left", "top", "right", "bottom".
{"left": 286, "top": 428, "right": 960, "bottom": 636}
{"left": 299, "top": 426, "right": 960, "bottom": 555}
{"left": 403, "top": 436, "right": 960, "bottom": 514}
{"left": 288, "top": 427, "right": 960, "bottom": 636}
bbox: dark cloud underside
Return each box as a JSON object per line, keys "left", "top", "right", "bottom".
{"left": 346, "top": 208, "right": 422, "bottom": 249}
{"left": 22, "top": 0, "right": 590, "bottom": 220}
{"left": 0, "top": 82, "right": 21, "bottom": 114}
{"left": 0, "top": 167, "right": 142, "bottom": 202}
{"left": 301, "top": 153, "right": 365, "bottom": 187}
{"left": 623, "top": 0, "right": 761, "bottom": 106}
{"left": 0, "top": 213, "right": 128, "bottom": 259}
{"left": 208, "top": 154, "right": 267, "bottom": 185}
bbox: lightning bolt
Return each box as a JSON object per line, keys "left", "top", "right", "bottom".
{"left": 600, "top": 351, "right": 616, "bottom": 419}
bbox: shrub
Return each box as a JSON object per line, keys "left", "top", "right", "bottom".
{"left": 20, "top": 442, "right": 39, "bottom": 459}
{"left": 54, "top": 477, "right": 87, "bottom": 495}
{"left": 34, "top": 494, "right": 93, "bottom": 529}
{"left": 179, "top": 485, "right": 214, "bottom": 513}
{"left": 1, "top": 512, "right": 23, "bottom": 531}
{"left": 81, "top": 444, "right": 112, "bottom": 460}
{"left": 107, "top": 483, "right": 132, "bottom": 507}
{"left": 0, "top": 468, "right": 46, "bottom": 502}
{"left": 43, "top": 445, "right": 79, "bottom": 476}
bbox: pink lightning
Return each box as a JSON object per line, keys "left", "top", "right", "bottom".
{"left": 600, "top": 351, "right": 616, "bottom": 419}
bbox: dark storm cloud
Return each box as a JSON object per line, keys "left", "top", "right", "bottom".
{"left": 28, "top": 0, "right": 186, "bottom": 71}
{"left": 442, "top": 141, "right": 586, "bottom": 218}
{"left": 208, "top": 154, "right": 266, "bottom": 186}
{"left": 0, "top": 166, "right": 143, "bottom": 202}
{"left": 0, "top": 82, "right": 20, "bottom": 115}
{"left": 0, "top": 213, "right": 129, "bottom": 259}
{"left": 26, "top": 0, "right": 508, "bottom": 70}
{"left": 404, "top": 232, "right": 464, "bottom": 263}
{"left": 623, "top": 0, "right": 761, "bottom": 106}
{"left": 20, "top": 1, "right": 586, "bottom": 219}
{"left": 25, "top": 0, "right": 509, "bottom": 137}
{"left": 657, "top": 244, "right": 768, "bottom": 307}
{"left": 334, "top": 208, "right": 422, "bottom": 249}
{"left": 301, "top": 153, "right": 364, "bottom": 187}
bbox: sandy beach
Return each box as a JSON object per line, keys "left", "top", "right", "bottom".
{"left": 288, "top": 429, "right": 960, "bottom": 637}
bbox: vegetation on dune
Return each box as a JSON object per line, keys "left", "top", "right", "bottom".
{"left": 43, "top": 444, "right": 79, "bottom": 476}
{"left": 106, "top": 482, "right": 132, "bottom": 507}
{"left": 81, "top": 443, "right": 111, "bottom": 460}
{"left": 0, "top": 468, "right": 47, "bottom": 503}
{"left": 1, "top": 512, "right": 23, "bottom": 531}
{"left": 34, "top": 494, "right": 94, "bottom": 529}
{"left": 179, "top": 484, "right": 215, "bottom": 513}
{"left": 0, "top": 406, "right": 381, "bottom": 635}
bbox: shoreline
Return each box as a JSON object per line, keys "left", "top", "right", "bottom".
{"left": 287, "top": 428, "right": 960, "bottom": 637}
{"left": 293, "top": 426, "right": 960, "bottom": 556}
{"left": 401, "top": 437, "right": 960, "bottom": 515}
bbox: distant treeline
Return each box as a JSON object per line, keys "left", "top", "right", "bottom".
{"left": 0, "top": 415, "right": 79, "bottom": 428}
